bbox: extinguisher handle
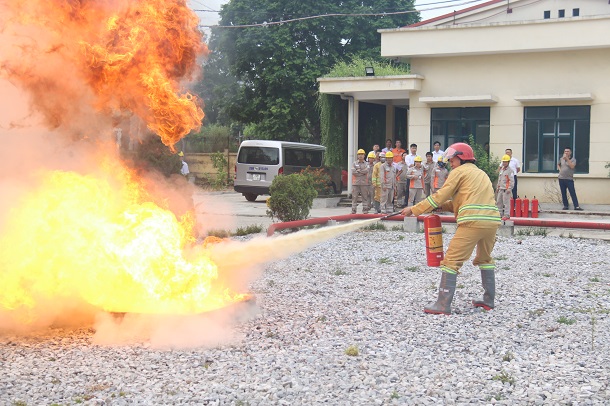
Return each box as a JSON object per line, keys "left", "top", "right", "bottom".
{"left": 379, "top": 211, "right": 402, "bottom": 220}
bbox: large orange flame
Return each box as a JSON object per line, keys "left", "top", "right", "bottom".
{"left": 1, "top": 0, "right": 205, "bottom": 147}
{"left": 0, "top": 160, "right": 245, "bottom": 324}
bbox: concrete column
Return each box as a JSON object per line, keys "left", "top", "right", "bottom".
{"left": 346, "top": 97, "right": 359, "bottom": 196}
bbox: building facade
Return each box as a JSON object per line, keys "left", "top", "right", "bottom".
{"left": 319, "top": 0, "right": 610, "bottom": 203}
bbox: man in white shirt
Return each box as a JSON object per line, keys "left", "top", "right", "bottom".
{"left": 179, "top": 151, "right": 189, "bottom": 177}
{"left": 503, "top": 148, "right": 521, "bottom": 199}
{"left": 404, "top": 143, "right": 418, "bottom": 205}
{"left": 381, "top": 139, "right": 393, "bottom": 153}
{"left": 432, "top": 141, "right": 445, "bottom": 163}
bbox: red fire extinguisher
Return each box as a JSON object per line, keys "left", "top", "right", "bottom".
{"left": 515, "top": 196, "right": 522, "bottom": 217}
{"left": 522, "top": 195, "right": 530, "bottom": 218}
{"left": 531, "top": 196, "right": 539, "bottom": 218}
{"left": 510, "top": 198, "right": 515, "bottom": 217}
{"left": 424, "top": 214, "right": 444, "bottom": 267}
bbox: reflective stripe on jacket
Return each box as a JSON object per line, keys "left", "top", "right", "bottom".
{"left": 411, "top": 163, "right": 500, "bottom": 227}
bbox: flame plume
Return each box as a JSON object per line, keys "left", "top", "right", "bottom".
{"left": 1, "top": 0, "right": 205, "bottom": 147}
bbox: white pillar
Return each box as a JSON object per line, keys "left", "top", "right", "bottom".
{"left": 346, "top": 97, "right": 356, "bottom": 196}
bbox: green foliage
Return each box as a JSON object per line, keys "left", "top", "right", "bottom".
{"left": 234, "top": 224, "right": 264, "bottom": 236}
{"left": 300, "top": 166, "right": 333, "bottom": 195}
{"left": 186, "top": 124, "right": 236, "bottom": 153}
{"left": 492, "top": 370, "right": 515, "bottom": 386}
{"left": 266, "top": 173, "right": 318, "bottom": 222}
{"left": 323, "top": 56, "right": 411, "bottom": 78}
{"left": 207, "top": 0, "right": 419, "bottom": 142}
{"left": 557, "top": 316, "right": 576, "bottom": 325}
{"left": 135, "top": 136, "right": 181, "bottom": 176}
{"left": 319, "top": 94, "right": 347, "bottom": 168}
{"left": 606, "top": 162, "right": 610, "bottom": 177}
{"left": 467, "top": 135, "right": 501, "bottom": 184}
{"left": 209, "top": 151, "right": 230, "bottom": 189}
{"left": 363, "top": 222, "right": 387, "bottom": 231}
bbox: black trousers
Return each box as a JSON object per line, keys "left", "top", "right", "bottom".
{"left": 512, "top": 175, "right": 518, "bottom": 200}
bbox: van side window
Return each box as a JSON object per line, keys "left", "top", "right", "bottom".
{"left": 284, "top": 149, "right": 323, "bottom": 167}
{"left": 237, "top": 147, "right": 279, "bottom": 165}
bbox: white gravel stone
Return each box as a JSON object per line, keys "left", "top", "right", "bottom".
{"left": 0, "top": 231, "right": 609, "bottom": 404}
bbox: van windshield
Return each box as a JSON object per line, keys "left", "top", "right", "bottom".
{"left": 238, "top": 147, "right": 279, "bottom": 165}
{"left": 284, "top": 149, "right": 324, "bottom": 167}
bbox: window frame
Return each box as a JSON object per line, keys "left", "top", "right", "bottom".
{"left": 522, "top": 106, "right": 590, "bottom": 174}
{"left": 430, "top": 107, "right": 491, "bottom": 151}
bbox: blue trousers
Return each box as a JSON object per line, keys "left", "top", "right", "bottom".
{"left": 559, "top": 178, "right": 580, "bottom": 209}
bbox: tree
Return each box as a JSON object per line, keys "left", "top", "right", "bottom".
{"left": 205, "top": 0, "right": 419, "bottom": 143}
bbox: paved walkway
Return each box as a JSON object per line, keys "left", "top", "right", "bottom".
{"left": 193, "top": 189, "right": 610, "bottom": 240}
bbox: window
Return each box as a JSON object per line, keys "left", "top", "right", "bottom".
{"left": 572, "top": 8, "right": 579, "bottom": 17}
{"left": 284, "top": 148, "right": 324, "bottom": 167}
{"left": 523, "top": 106, "right": 590, "bottom": 174}
{"left": 544, "top": 10, "right": 550, "bottom": 19}
{"left": 431, "top": 107, "right": 490, "bottom": 151}
{"left": 237, "top": 146, "right": 280, "bottom": 165}
{"left": 558, "top": 9, "right": 565, "bottom": 18}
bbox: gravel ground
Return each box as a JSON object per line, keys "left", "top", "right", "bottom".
{"left": 1, "top": 230, "right": 609, "bottom": 405}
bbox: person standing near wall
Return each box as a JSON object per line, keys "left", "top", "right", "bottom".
{"left": 351, "top": 149, "right": 371, "bottom": 214}
{"left": 371, "top": 152, "right": 386, "bottom": 213}
{"left": 367, "top": 151, "right": 377, "bottom": 210}
{"left": 503, "top": 148, "right": 521, "bottom": 199}
{"left": 404, "top": 143, "right": 418, "bottom": 207}
{"left": 423, "top": 152, "right": 435, "bottom": 196}
{"left": 432, "top": 141, "right": 444, "bottom": 163}
{"left": 558, "top": 147, "right": 584, "bottom": 211}
{"left": 401, "top": 143, "right": 501, "bottom": 315}
{"left": 382, "top": 139, "right": 393, "bottom": 153}
{"left": 496, "top": 154, "right": 515, "bottom": 220}
{"left": 179, "top": 151, "right": 189, "bottom": 177}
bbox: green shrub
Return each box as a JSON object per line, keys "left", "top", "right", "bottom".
{"left": 134, "top": 136, "right": 181, "bottom": 176}
{"left": 300, "top": 166, "right": 333, "bottom": 195}
{"left": 210, "top": 151, "right": 229, "bottom": 189}
{"left": 234, "top": 224, "right": 263, "bottom": 236}
{"left": 468, "top": 135, "right": 501, "bottom": 184}
{"left": 266, "top": 173, "right": 317, "bottom": 222}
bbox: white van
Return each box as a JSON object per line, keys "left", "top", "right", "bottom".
{"left": 234, "top": 140, "right": 328, "bottom": 201}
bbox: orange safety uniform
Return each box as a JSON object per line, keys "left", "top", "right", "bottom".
{"left": 496, "top": 166, "right": 515, "bottom": 218}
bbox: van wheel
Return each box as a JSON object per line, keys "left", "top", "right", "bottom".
{"left": 244, "top": 193, "right": 258, "bottom": 202}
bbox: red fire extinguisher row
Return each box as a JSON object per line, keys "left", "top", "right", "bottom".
{"left": 515, "top": 196, "right": 522, "bottom": 217}
{"left": 424, "top": 214, "right": 444, "bottom": 267}
{"left": 531, "top": 196, "right": 539, "bottom": 218}
{"left": 510, "top": 198, "right": 515, "bottom": 217}
{"left": 522, "top": 196, "right": 530, "bottom": 218}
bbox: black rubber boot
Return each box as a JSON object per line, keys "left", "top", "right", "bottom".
{"left": 472, "top": 268, "right": 495, "bottom": 310}
{"left": 424, "top": 272, "right": 457, "bottom": 315}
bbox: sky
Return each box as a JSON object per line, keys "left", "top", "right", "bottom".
{"left": 188, "top": 0, "right": 492, "bottom": 29}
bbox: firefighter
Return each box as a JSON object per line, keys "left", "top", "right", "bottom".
{"left": 431, "top": 157, "right": 449, "bottom": 194}
{"left": 496, "top": 154, "right": 515, "bottom": 220}
{"left": 379, "top": 151, "right": 396, "bottom": 214}
{"left": 351, "top": 149, "right": 371, "bottom": 214}
{"left": 406, "top": 156, "right": 426, "bottom": 206}
{"left": 367, "top": 151, "right": 376, "bottom": 209}
{"left": 401, "top": 143, "right": 501, "bottom": 315}
{"left": 371, "top": 152, "right": 385, "bottom": 213}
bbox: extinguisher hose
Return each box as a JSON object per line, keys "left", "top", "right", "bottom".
{"left": 378, "top": 211, "right": 402, "bottom": 220}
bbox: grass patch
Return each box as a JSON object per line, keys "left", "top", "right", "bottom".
{"left": 589, "top": 277, "right": 600, "bottom": 282}
{"left": 391, "top": 225, "right": 403, "bottom": 231}
{"left": 378, "top": 257, "right": 392, "bottom": 264}
{"left": 234, "top": 224, "right": 263, "bottom": 236}
{"left": 502, "top": 351, "right": 514, "bottom": 362}
{"left": 405, "top": 266, "right": 418, "bottom": 272}
{"left": 495, "top": 255, "right": 508, "bottom": 261}
{"left": 542, "top": 273, "right": 552, "bottom": 277}
{"left": 345, "top": 345, "right": 359, "bottom": 356}
{"left": 390, "top": 391, "right": 400, "bottom": 400}
{"left": 397, "top": 235, "right": 405, "bottom": 241}
{"left": 516, "top": 227, "right": 548, "bottom": 237}
{"left": 363, "top": 222, "right": 386, "bottom": 231}
{"left": 333, "top": 269, "right": 347, "bottom": 276}
{"left": 492, "top": 370, "right": 515, "bottom": 386}
{"left": 557, "top": 316, "right": 576, "bottom": 325}
{"left": 206, "top": 228, "right": 231, "bottom": 238}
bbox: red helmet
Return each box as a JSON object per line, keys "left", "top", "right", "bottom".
{"left": 443, "top": 142, "right": 476, "bottom": 162}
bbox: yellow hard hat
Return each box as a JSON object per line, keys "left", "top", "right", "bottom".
{"left": 501, "top": 154, "right": 511, "bottom": 162}
{"left": 437, "top": 156, "right": 443, "bottom": 162}
{"left": 367, "top": 151, "right": 376, "bottom": 158}
{"left": 414, "top": 156, "right": 423, "bottom": 162}
{"left": 385, "top": 151, "right": 394, "bottom": 158}
{"left": 357, "top": 149, "right": 366, "bottom": 155}
{"left": 178, "top": 151, "right": 184, "bottom": 157}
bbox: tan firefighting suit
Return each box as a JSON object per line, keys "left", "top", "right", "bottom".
{"left": 368, "top": 161, "right": 376, "bottom": 209}
{"left": 496, "top": 165, "right": 515, "bottom": 218}
{"left": 406, "top": 165, "right": 426, "bottom": 206}
{"left": 379, "top": 162, "right": 397, "bottom": 214}
{"left": 396, "top": 166, "right": 408, "bottom": 208}
{"left": 351, "top": 160, "right": 370, "bottom": 214}
{"left": 423, "top": 161, "right": 435, "bottom": 196}
{"left": 411, "top": 162, "right": 501, "bottom": 275}
{"left": 372, "top": 162, "right": 383, "bottom": 213}
{"left": 431, "top": 165, "right": 449, "bottom": 194}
